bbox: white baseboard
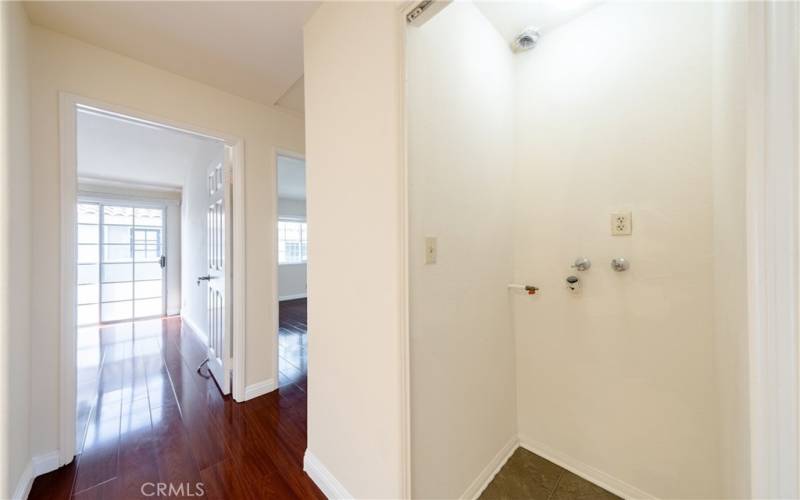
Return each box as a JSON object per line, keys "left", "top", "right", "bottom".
{"left": 461, "top": 435, "right": 519, "bottom": 499}
{"left": 518, "top": 435, "right": 656, "bottom": 500}
{"left": 12, "top": 462, "right": 33, "bottom": 500}
{"left": 32, "top": 451, "right": 59, "bottom": 476}
{"left": 167, "top": 308, "right": 181, "bottom": 316}
{"left": 303, "top": 450, "right": 354, "bottom": 499}
{"left": 244, "top": 379, "right": 276, "bottom": 401}
{"left": 279, "top": 293, "right": 307, "bottom": 301}
{"left": 12, "top": 450, "right": 60, "bottom": 500}
{"left": 181, "top": 315, "right": 208, "bottom": 346}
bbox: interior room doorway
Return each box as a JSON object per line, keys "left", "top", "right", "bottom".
{"left": 275, "top": 153, "right": 307, "bottom": 390}
{"left": 59, "top": 94, "right": 246, "bottom": 468}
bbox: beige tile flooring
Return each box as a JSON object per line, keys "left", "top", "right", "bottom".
{"left": 479, "top": 448, "right": 621, "bottom": 500}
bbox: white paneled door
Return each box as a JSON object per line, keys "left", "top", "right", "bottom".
{"left": 76, "top": 202, "right": 166, "bottom": 325}
{"left": 200, "top": 147, "right": 232, "bottom": 394}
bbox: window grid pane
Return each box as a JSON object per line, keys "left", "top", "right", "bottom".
{"left": 278, "top": 220, "right": 308, "bottom": 264}
{"left": 77, "top": 202, "right": 165, "bottom": 324}
{"left": 77, "top": 203, "right": 99, "bottom": 224}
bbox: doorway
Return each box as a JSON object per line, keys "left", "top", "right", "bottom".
{"left": 402, "top": 1, "right": 799, "bottom": 499}
{"left": 59, "top": 94, "right": 247, "bottom": 466}
{"left": 275, "top": 153, "right": 307, "bottom": 389}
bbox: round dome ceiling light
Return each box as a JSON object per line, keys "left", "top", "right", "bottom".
{"left": 512, "top": 27, "right": 541, "bottom": 52}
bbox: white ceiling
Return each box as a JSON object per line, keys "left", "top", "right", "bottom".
{"left": 24, "top": 1, "right": 319, "bottom": 111}
{"left": 77, "top": 108, "right": 223, "bottom": 189}
{"left": 277, "top": 155, "right": 306, "bottom": 200}
{"left": 475, "top": 1, "right": 600, "bottom": 46}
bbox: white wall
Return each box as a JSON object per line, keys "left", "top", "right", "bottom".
{"left": 181, "top": 144, "right": 224, "bottom": 337}
{"left": 165, "top": 202, "right": 181, "bottom": 315}
{"left": 278, "top": 263, "right": 306, "bottom": 300}
{"left": 711, "top": 2, "right": 750, "bottom": 497}
{"left": 407, "top": 3, "right": 517, "bottom": 498}
{"left": 512, "top": 3, "right": 720, "bottom": 497}
{"left": 77, "top": 182, "right": 183, "bottom": 316}
{"left": 0, "top": 2, "right": 31, "bottom": 497}
{"left": 29, "top": 25, "right": 304, "bottom": 458}
{"left": 405, "top": 2, "right": 753, "bottom": 498}
{"left": 278, "top": 197, "right": 306, "bottom": 218}
{"left": 304, "top": 2, "right": 408, "bottom": 497}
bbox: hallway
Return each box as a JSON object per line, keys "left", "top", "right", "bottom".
{"left": 29, "top": 315, "right": 320, "bottom": 499}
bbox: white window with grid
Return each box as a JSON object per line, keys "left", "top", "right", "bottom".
{"left": 277, "top": 220, "right": 307, "bottom": 264}
{"left": 76, "top": 201, "right": 166, "bottom": 325}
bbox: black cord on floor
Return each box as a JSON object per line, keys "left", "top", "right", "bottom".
{"left": 197, "top": 358, "right": 211, "bottom": 379}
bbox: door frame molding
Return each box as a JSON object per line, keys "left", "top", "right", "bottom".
{"left": 271, "top": 148, "right": 306, "bottom": 390}
{"left": 58, "top": 92, "right": 248, "bottom": 465}
{"left": 746, "top": 1, "right": 800, "bottom": 497}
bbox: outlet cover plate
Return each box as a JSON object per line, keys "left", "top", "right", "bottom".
{"left": 611, "top": 212, "right": 632, "bottom": 236}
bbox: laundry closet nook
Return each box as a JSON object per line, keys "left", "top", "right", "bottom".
{"left": 406, "top": 2, "right": 749, "bottom": 498}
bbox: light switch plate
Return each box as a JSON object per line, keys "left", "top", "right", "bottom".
{"left": 611, "top": 212, "right": 632, "bottom": 236}
{"left": 425, "top": 236, "right": 437, "bottom": 264}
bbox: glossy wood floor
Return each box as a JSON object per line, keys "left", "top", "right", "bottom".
{"left": 30, "top": 300, "right": 320, "bottom": 500}
{"left": 277, "top": 299, "right": 308, "bottom": 390}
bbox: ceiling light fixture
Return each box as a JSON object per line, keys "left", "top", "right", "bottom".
{"left": 512, "top": 27, "right": 541, "bottom": 52}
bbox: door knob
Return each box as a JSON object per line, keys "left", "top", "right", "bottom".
{"left": 196, "top": 275, "right": 212, "bottom": 285}
{"left": 611, "top": 258, "right": 630, "bottom": 272}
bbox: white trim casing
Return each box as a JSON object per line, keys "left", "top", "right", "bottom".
{"left": 11, "top": 462, "right": 33, "bottom": 500}
{"left": 58, "top": 92, "right": 248, "bottom": 463}
{"left": 32, "top": 451, "right": 60, "bottom": 476}
{"left": 458, "top": 435, "right": 655, "bottom": 500}
{"left": 399, "top": 4, "right": 413, "bottom": 496}
{"left": 517, "top": 437, "right": 655, "bottom": 500}
{"left": 279, "top": 293, "right": 307, "bottom": 302}
{"left": 182, "top": 314, "right": 208, "bottom": 347}
{"left": 11, "top": 462, "right": 36, "bottom": 500}
{"left": 12, "top": 451, "right": 60, "bottom": 500}
{"left": 77, "top": 191, "right": 180, "bottom": 208}
{"left": 303, "top": 451, "right": 355, "bottom": 500}
{"left": 59, "top": 94, "right": 78, "bottom": 467}
{"left": 277, "top": 215, "right": 306, "bottom": 223}
{"left": 77, "top": 176, "right": 182, "bottom": 194}
{"left": 231, "top": 141, "right": 247, "bottom": 403}
{"left": 243, "top": 379, "right": 276, "bottom": 401}
{"left": 746, "top": 2, "right": 800, "bottom": 498}
{"left": 461, "top": 436, "right": 518, "bottom": 500}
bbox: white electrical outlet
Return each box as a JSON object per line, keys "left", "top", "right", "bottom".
{"left": 424, "top": 236, "right": 437, "bottom": 264}
{"left": 610, "top": 212, "right": 632, "bottom": 236}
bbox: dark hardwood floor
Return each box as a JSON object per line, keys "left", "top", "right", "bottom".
{"left": 30, "top": 300, "right": 318, "bottom": 500}
{"left": 278, "top": 299, "right": 308, "bottom": 390}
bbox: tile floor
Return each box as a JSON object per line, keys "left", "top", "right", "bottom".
{"left": 479, "top": 448, "right": 621, "bottom": 500}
